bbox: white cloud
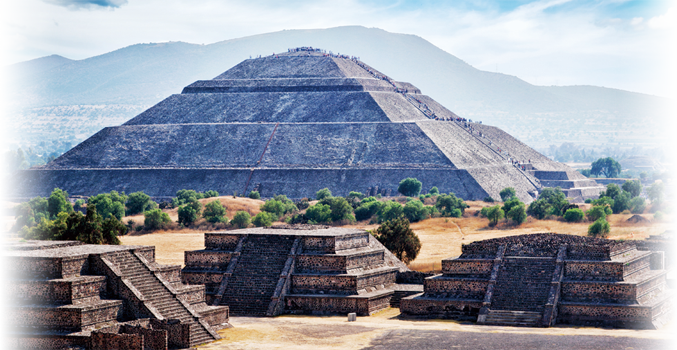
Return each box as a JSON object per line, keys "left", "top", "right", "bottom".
{"left": 0, "top": 34, "right": 26, "bottom": 50}
{"left": 648, "top": 6, "right": 676, "bottom": 29}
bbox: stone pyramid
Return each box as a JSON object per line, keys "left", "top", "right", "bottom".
{"left": 18, "top": 47, "right": 602, "bottom": 201}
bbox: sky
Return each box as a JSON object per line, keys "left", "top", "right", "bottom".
{"left": 0, "top": 0, "right": 676, "bottom": 97}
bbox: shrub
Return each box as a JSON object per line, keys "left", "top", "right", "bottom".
{"left": 260, "top": 200, "right": 285, "bottom": 219}
{"left": 252, "top": 211, "right": 275, "bottom": 227}
{"left": 499, "top": 187, "right": 516, "bottom": 202}
{"left": 377, "top": 201, "right": 404, "bottom": 223}
{"left": 483, "top": 196, "right": 495, "bottom": 203}
{"left": 611, "top": 191, "right": 631, "bottom": 214}
{"left": 285, "top": 213, "right": 308, "bottom": 224}
{"left": 295, "top": 198, "right": 310, "bottom": 210}
{"left": 563, "top": 208, "right": 585, "bottom": 222}
{"left": 204, "top": 190, "right": 219, "bottom": 198}
{"left": 48, "top": 188, "right": 73, "bottom": 219}
{"left": 248, "top": 191, "right": 261, "bottom": 199}
{"left": 306, "top": 203, "right": 332, "bottom": 224}
{"left": 599, "top": 184, "right": 621, "bottom": 200}
{"left": 178, "top": 200, "right": 202, "bottom": 226}
{"left": 507, "top": 202, "right": 527, "bottom": 224}
{"left": 647, "top": 182, "right": 665, "bottom": 206}
{"left": 355, "top": 200, "right": 384, "bottom": 221}
{"left": 316, "top": 188, "right": 332, "bottom": 200}
{"left": 403, "top": 200, "right": 428, "bottom": 222}
{"left": 346, "top": 191, "right": 364, "bottom": 209}
{"left": 435, "top": 193, "right": 467, "bottom": 217}
{"left": 586, "top": 206, "right": 607, "bottom": 221}
{"left": 319, "top": 197, "right": 355, "bottom": 223}
{"left": 486, "top": 205, "right": 505, "bottom": 225}
{"left": 203, "top": 200, "right": 228, "bottom": 223}
{"left": 537, "top": 187, "right": 569, "bottom": 216}
{"left": 588, "top": 218, "right": 610, "bottom": 238}
{"left": 630, "top": 197, "right": 646, "bottom": 214}
{"left": 584, "top": 198, "right": 593, "bottom": 204}
{"left": 502, "top": 197, "right": 522, "bottom": 215}
{"left": 144, "top": 209, "right": 171, "bottom": 230}
{"left": 74, "top": 199, "right": 85, "bottom": 211}
{"left": 231, "top": 211, "right": 251, "bottom": 228}
{"left": 398, "top": 178, "right": 422, "bottom": 197}
{"left": 622, "top": 180, "right": 642, "bottom": 198}
{"left": 88, "top": 191, "right": 126, "bottom": 221}
{"left": 126, "top": 191, "right": 157, "bottom": 216}
{"left": 429, "top": 186, "right": 439, "bottom": 196}
{"left": 175, "top": 189, "right": 203, "bottom": 206}
{"left": 372, "top": 218, "right": 421, "bottom": 264}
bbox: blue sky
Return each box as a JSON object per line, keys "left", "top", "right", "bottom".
{"left": 1, "top": 0, "right": 675, "bottom": 97}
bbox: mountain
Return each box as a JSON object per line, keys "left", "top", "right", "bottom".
{"left": 6, "top": 26, "right": 670, "bottom": 151}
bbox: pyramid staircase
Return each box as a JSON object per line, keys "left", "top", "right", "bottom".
{"left": 484, "top": 257, "right": 557, "bottom": 327}
{"left": 217, "top": 235, "right": 296, "bottom": 315}
{"left": 103, "top": 250, "right": 218, "bottom": 347}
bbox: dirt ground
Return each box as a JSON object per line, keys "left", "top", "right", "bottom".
{"left": 197, "top": 309, "right": 675, "bottom": 350}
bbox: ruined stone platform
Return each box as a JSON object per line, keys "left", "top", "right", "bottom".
{"left": 5, "top": 240, "right": 229, "bottom": 349}
{"left": 400, "top": 233, "right": 673, "bottom": 329}
{"left": 181, "top": 225, "right": 409, "bottom": 316}
{"left": 14, "top": 47, "right": 600, "bottom": 202}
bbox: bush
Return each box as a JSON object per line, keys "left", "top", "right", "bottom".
{"left": 204, "top": 190, "right": 219, "bottom": 198}
{"left": 178, "top": 200, "right": 202, "bottom": 226}
{"left": 486, "top": 205, "right": 505, "bottom": 225}
{"left": 588, "top": 218, "right": 610, "bottom": 238}
{"left": 630, "top": 197, "right": 646, "bottom": 214}
{"left": 316, "top": 188, "right": 332, "bottom": 200}
{"left": 48, "top": 188, "right": 73, "bottom": 219}
{"left": 585, "top": 198, "right": 593, "bottom": 204}
{"left": 231, "top": 211, "right": 251, "bottom": 228}
{"left": 499, "top": 187, "right": 516, "bottom": 202}
{"left": 126, "top": 191, "right": 157, "bottom": 216}
{"left": 346, "top": 191, "right": 364, "bottom": 209}
{"left": 248, "top": 191, "right": 261, "bottom": 199}
{"left": 435, "top": 193, "right": 467, "bottom": 217}
{"left": 647, "top": 182, "right": 665, "bottom": 206}
{"left": 306, "top": 203, "right": 332, "bottom": 224}
{"left": 203, "top": 200, "right": 228, "bottom": 223}
{"left": 586, "top": 206, "right": 608, "bottom": 221}
{"left": 429, "top": 186, "right": 439, "bottom": 196}
{"left": 507, "top": 202, "right": 527, "bottom": 224}
{"left": 483, "top": 196, "right": 495, "bottom": 203}
{"left": 563, "top": 208, "right": 585, "bottom": 222}
{"left": 611, "top": 191, "right": 631, "bottom": 214}
{"left": 372, "top": 218, "right": 421, "bottom": 264}
{"left": 144, "top": 209, "right": 171, "bottom": 230}
{"left": 260, "top": 198, "right": 297, "bottom": 219}
{"left": 403, "top": 200, "right": 429, "bottom": 222}
{"left": 622, "top": 180, "right": 642, "bottom": 198}
{"left": 502, "top": 197, "right": 522, "bottom": 216}
{"left": 252, "top": 211, "right": 275, "bottom": 227}
{"left": 377, "top": 201, "right": 404, "bottom": 223}
{"left": 88, "top": 191, "right": 126, "bottom": 221}
{"left": 355, "top": 200, "right": 384, "bottom": 221}
{"left": 285, "top": 213, "right": 308, "bottom": 224}
{"left": 295, "top": 198, "right": 310, "bottom": 210}
{"left": 600, "top": 184, "right": 621, "bottom": 200}
{"left": 175, "top": 189, "right": 203, "bottom": 206}
{"left": 398, "top": 178, "right": 422, "bottom": 197}
{"left": 319, "top": 197, "right": 355, "bottom": 223}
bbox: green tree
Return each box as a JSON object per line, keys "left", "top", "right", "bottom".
{"left": 231, "top": 211, "right": 251, "bottom": 228}
{"left": 260, "top": 199, "right": 286, "bottom": 219}
{"left": 178, "top": 200, "right": 202, "bottom": 226}
{"left": 588, "top": 218, "right": 610, "bottom": 238}
{"left": 647, "top": 182, "right": 665, "bottom": 206}
{"left": 316, "top": 188, "right": 332, "bottom": 200}
{"left": 611, "top": 191, "right": 631, "bottom": 214}
{"left": 248, "top": 191, "right": 261, "bottom": 199}
{"left": 144, "top": 209, "right": 171, "bottom": 230}
{"left": 506, "top": 202, "right": 527, "bottom": 224}
{"left": 252, "top": 211, "right": 275, "bottom": 227}
{"left": 320, "top": 197, "right": 355, "bottom": 223}
{"left": 354, "top": 200, "right": 384, "bottom": 221}
{"left": 429, "top": 186, "right": 439, "bottom": 196}
{"left": 13, "top": 197, "right": 49, "bottom": 231}
{"left": 78, "top": 203, "right": 104, "bottom": 244}
{"left": 600, "top": 184, "right": 621, "bottom": 200}
{"left": 529, "top": 187, "right": 569, "bottom": 217}
{"left": 372, "top": 218, "right": 421, "bottom": 264}
{"left": 622, "top": 180, "right": 642, "bottom": 198}
{"left": 48, "top": 188, "right": 73, "bottom": 219}
{"left": 586, "top": 206, "right": 608, "bottom": 221}
{"left": 345, "top": 191, "right": 364, "bottom": 209}
{"left": 591, "top": 157, "right": 622, "bottom": 178}
{"left": 527, "top": 199, "right": 550, "bottom": 220}
{"left": 563, "top": 208, "right": 585, "bottom": 222}
{"left": 398, "top": 178, "right": 422, "bottom": 197}
{"left": 403, "top": 200, "right": 429, "bottom": 223}
{"left": 499, "top": 187, "right": 516, "bottom": 202}
{"left": 502, "top": 197, "right": 522, "bottom": 216}
{"left": 486, "top": 205, "right": 505, "bottom": 226}
{"left": 435, "top": 193, "right": 467, "bottom": 217}
{"left": 629, "top": 197, "right": 646, "bottom": 214}
{"left": 88, "top": 191, "right": 127, "bottom": 221}
{"left": 101, "top": 216, "right": 125, "bottom": 244}
{"left": 203, "top": 200, "right": 228, "bottom": 223}
{"left": 126, "top": 191, "right": 157, "bottom": 216}
{"left": 378, "top": 201, "right": 404, "bottom": 223}
{"left": 174, "top": 189, "right": 203, "bottom": 206}
{"left": 306, "top": 203, "right": 332, "bottom": 224}
{"left": 73, "top": 199, "right": 85, "bottom": 211}
{"left": 204, "top": 190, "right": 219, "bottom": 198}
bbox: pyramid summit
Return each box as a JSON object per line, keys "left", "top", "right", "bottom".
{"left": 17, "top": 47, "right": 601, "bottom": 201}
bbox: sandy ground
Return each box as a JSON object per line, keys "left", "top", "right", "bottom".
{"left": 198, "top": 309, "right": 675, "bottom": 350}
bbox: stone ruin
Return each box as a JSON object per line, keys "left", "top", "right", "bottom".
{"left": 15, "top": 47, "right": 602, "bottom": 203}
{"left": 5, "top": 240, "right": 229, "bottom": 349}
{"left": 400, "top": 233, "right": 673, "bottom": 329}
{"left": 181, "top": 226, "right": 414, "bottom": 316}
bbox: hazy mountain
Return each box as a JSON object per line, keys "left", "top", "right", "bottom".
{"left": 6, "top": 26, "right": 670, "bottom": 151}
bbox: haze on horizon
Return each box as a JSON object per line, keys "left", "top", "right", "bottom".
{"left": 1, "top": 0, "right": 676, "bottom": 98}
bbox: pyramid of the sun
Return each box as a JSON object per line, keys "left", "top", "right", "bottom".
{"left": 17, "top": 48, "right": 601, "bottom": 202}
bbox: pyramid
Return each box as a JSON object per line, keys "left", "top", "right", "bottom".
{"left": 17, "top": 48, "right": 602, "bottom": 202}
